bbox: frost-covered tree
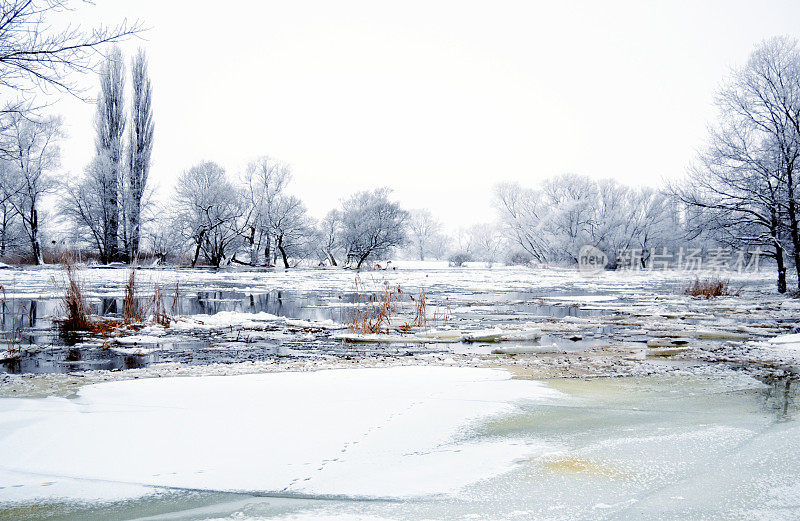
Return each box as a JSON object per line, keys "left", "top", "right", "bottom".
{"left": 338, "top": 188, "right": 407, "bottom": 268}
{"left": 495, "top": 175, "right": 679, "bottom": 267}
{"left": 174, "top": 161, "right": 243, "bottom": 267}
{"left": 675, "top": 36, "right": 800, "bottom": 292}
{"left": 125, "top": 49, "right": 154, "bottom": 261}
{"left": 240, "top": 156, "right": 291, "bottom": 266}
{"left": 0, "top": 113, "right": 61, "bottom": 263}
{"left": 62, "top": 155, "right": 120, "bottom": 263}
{"left": 269, "top": 194, "right": 314, "bottom": 268}
{"left": 466, "top": 223, "right": 505, "bottom": 266}
{"left": 540, "top": 174, "right": 599, "bottom": 262}
{"left": 94, "top": 47, "right": 126, "bottom": 262}
{"left": 146, "top": 205, "right": 183, "bottom": 264}
{"left": 318, "top": 209, "right": 341, "bottom": 266}
{"left": 710, "top": 37, "right": 800, "bottom": 290}
{"left": 0, "top": 194, "right": 21, "bottom": 256}
{"left": 494, "top": 182, "right": 550, "bottom": 263}
{"left": 675, "top": 135, "right": 791, "bottom": 292}
{"left": 407, "top": 209, "right": 445, "bottom": 260}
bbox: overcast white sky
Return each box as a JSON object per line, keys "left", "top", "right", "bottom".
{"left": 53, "top": 0, "right": 800, "bottom": 230}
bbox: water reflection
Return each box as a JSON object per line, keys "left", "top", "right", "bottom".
{"left": 761, "top": 376, "right": 796, "bottom": 421}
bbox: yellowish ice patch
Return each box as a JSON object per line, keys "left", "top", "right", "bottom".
{"left": 541, "top": 456, "right": 627, "bottom": 479}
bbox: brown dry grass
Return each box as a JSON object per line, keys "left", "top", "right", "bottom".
{"left": 347, "top": 279, "right": 402, "bottom": 334}
{"left": 683, "top": 277, "right": 740, "bottom": 298}
{"left": 409, "top": 289, "right": 427, "bottom": 328}
{"left": 59, "top": 256, "right": 94, "bottom": 332}
{"left": 0, "top": 285, "right": 25, "bottom": 360}
{"left": 347, "top": 279, "right": 436, "bottom": 335}
{"left": 57, "top": 259, "right": 174, "bottom": 337}
{"left": 123, "top": 268, "right": 144, "bottom": 324}
{"left": 151, "top": 284, "right": 171, "bottom": 327}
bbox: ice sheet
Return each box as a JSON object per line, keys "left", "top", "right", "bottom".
{"left": 0, "top": 366, "right": 562, "bottom": 502}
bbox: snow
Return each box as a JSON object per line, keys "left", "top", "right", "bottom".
{"left": 334, "top": 328, "right": 541, "bottom": 344}
{"left": 461, "top": 327, "right": 542, "bottom": 343}
{"left": 0, "top": 366, "right": 563, "bottom": 502}
{"left": 768, "top": 333, "right": 800, "bottom": 349}
{"left": 171, "top": 311, "right": 344, "bottom": 331}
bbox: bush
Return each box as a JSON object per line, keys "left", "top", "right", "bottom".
{"left": 506, "top": 251, "right": 533, "bottom": 266}
{"left": 448, "top": 252, "right": 473, "bottom": 267}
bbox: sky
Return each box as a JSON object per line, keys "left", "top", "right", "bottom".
{"left": 53, "top": 0, "right": 800, "bottom": 231}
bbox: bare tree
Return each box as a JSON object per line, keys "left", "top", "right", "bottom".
{"left": 318, "top": 209, "right": 341, "bottom": 266}
{"left": 0, "top": 113, "right": 61, "bottom": 263}
{"left": 338, "top": 188, "right": 407, "bottom": 269}
{"left": 269, "top": 194, "right": 314, "bottom": 268}
{"left": 714, "top": 36, "right": 800, "bottom": 289}
{"left": 467, "top": 222, "right": 505, "bottom": 266}
{"left": 407, "top": 209, "right": 444, "bottom": 260}
{"left": 174, "top": 161, "right": 243, "bottom": 268}
{"left": 240, "top": 156, "right": 291, "bottom": 266}
{"left": 0, "top": 0, "right": 141, "bottom": 111}
{"left": 126, "top": 48, "right": 153, "bottom": 261}
{"left": 61, "top": 155, "right": 119, "bottom": 263}
{"left": 494, "top": 182, "right": 550, "bottom": 263}
{"left": 0, "top": 194, "right": 21, "bottom": 256}
{"left": 675, "top": 37, "right": 800, "bottom": 292}
{"left": 94, "top": 47, "right": 125, "bottom": 261}
{"left": 674, "top": 133, "right": 790, "bottom": 292}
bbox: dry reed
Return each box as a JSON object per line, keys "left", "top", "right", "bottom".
{"left": 683, "top": 277, "right": 740, "bottom": 298}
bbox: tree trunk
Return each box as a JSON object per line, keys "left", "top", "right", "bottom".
{"left": 129, "top": 198, "right": 141, "bottom": 262}
{"left": 776, "top": 243, "right": 787, "bottom": 294}
{"left": 328, "top": 253, "right": 337, "bottom": 266}
{"left": 248, "top": 226, "right": 258, "bottom": 265}
{"left": 106, "top": 168, "right": 119, "bottom": 262}
{"left": 191, "top": 234, "right": 204, "bottom": 268}
{"left": 786, "top": 168, "right": 800, "bottom": 290}
{"left": 30, "top": 207, "right": 43, "bottom": 265}
{"left": 278, "top": 235, "right": 290, "bottom": 268}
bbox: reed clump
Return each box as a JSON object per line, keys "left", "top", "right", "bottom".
{"left": 57, "top": 261, "right": 173, "bottom": 336}
{"left": 347, "top": 278, "right": 436, "bottom": 335}
{"left": 683, "top": 277, "right": 740, "bottom": 298}
{"left": 60, "top": 257, "right": 94, "bottom": 332}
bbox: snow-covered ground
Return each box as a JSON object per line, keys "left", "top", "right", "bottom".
{"left": 1, "top": 366, "right": 798, "bottom": 520}
{"left": 0, "top": 367, "right": 562, "bottom": 501}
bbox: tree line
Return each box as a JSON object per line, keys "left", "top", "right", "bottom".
{"left": 0, "top": 6, "right": 795, "bottom": 292}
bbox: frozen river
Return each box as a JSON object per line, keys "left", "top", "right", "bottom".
{"left": 1, "top": 366, "right": 797, "bottom": 520}
{"left": 0, "top": 264, "right": 798, "bottom": 519}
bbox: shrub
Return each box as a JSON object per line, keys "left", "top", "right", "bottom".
{"left": 506, "top": 251, "right": 533, "bottom": 266}
{"left": 448, "top": 252, "right": 473, "bottom": 267}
